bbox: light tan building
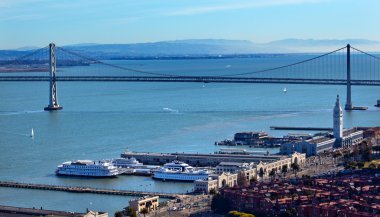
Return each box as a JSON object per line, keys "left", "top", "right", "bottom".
{"left": 194, "top": 172, "right": 238, "bottom": 193}
{"left": 256, "top": 152, "right": 306, "bottom": 179}
{"left": 128, "top": 196, "right": 159, "bottom": 213}
{"left": 194, "top": 177, "right": 218, "bottom": 193}
{"left": 216, "top": 162, "right": 254, "bottom": 174}
{"left": 239, "top": 168, "right": 257, "bottom": 183}
{"left": 0, "top": 205, "right": 108, "bottom": 217}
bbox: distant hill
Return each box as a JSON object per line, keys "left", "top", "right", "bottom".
{"left": 1, "top": 39, "right": 379, "bottom": 60}
{"left": 61, "top": 39, "right": 259, "bottom": 58}
{"left": 263, "top": 38, "right": 380, "bottom": 52}
{"left": 61, "top": 38, "right": 380, "bottom": 57}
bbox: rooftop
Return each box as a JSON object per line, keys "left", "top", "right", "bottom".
{"left": 0, "top": 205, "right": 105, "bottom": 217}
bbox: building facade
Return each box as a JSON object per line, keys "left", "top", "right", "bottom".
{"left": 216, "top": 162, "right": 254, "bottom": 174}
{"left": 256, "top": 152, "right": 306, "bottom": 178}
{"left": 129, "top": 196, "right": 159, "bottom": 214}
{"left": 194, "top": 173, "right": 238, "bottom": 193}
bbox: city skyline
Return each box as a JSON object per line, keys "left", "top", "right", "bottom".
{"left": 1, "top": 0, "right": 380, "bottom": 49}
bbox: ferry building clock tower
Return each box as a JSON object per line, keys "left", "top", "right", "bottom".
{"left": 333, "top": 95, "right": 343, "bottom": 147}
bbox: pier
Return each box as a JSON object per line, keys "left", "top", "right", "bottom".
{"left": 270, "top": 126, "right": 333, "bottom": 131}
{"left": 121, "top": 151, "right": 288, "bottom": 167}
{"left": 0, "top": 181, "right": 178, "bottom": 199}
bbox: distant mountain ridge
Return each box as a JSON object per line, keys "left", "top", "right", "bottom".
{"left": 1, "top": 38, "right": 379, "bottom": 60}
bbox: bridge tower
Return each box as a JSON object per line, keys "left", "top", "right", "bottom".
{"left": 345, "top": 44, "right": 352, "bottom": 110}
{"left": 44, "top": 43, "right": 62, "bottom": 111}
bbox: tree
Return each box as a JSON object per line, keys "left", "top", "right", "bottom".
{"left": 345, "top": 161, "right": 357, "bottom": 170}
{"left": 123, "top": 207, "right": 136, "bottom": 217}
{"left": 259, "top": 168, "right": 265, "bottom": 181}
{"left": 237, "top": 171, "right": 249, "bottom": 187}
{"left": 250, "top": 177, "right": 257, "bottom": 184}
{"left": 227, "top": 210, "right": 255, "bottom": 217}
{"left": 114, "top": 211, "right": 123, "bottom": 217}
{"left": 269, "top": 169, "right": 276, "bottom": 181}
{"left": 362, "top": 144, "right": 372, "bottom": 162}
{"left": 211, "top": 193, "right": 232, "bottom": 215}
{"left": 291, "top": 163, "right": 300, "bottom": 176}
{"left": 357, "top": 162, "right": 364, "bottom": 169}
{"left": 281, "top": 165, "right": 288, "bottom": 177}
{"left": 140, "top": 208, "right": 148, "bottom": 217}
{"left": 209, "top": 188, "right": 217, "bottom": 195}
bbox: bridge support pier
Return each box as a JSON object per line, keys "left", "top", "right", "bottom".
{"left": 44, "top": 43, "right": 62, "bottom": 111}
{"left": 345, "top": 44, "right": 352, "bottom": 111}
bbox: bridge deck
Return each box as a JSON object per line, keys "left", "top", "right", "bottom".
{"left": 0, "top": 76, "right": 379, "bottom": 85}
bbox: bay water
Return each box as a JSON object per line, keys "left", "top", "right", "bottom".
{"left": 0, "top": 56, "right": 379, "bottom": 215}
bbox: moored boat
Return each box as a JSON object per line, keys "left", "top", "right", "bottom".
{"left": 56, "top": 160, "right": 122, "bottom": 177}
{"left": 153, "top": 161, "right": 209, "bottom": 182}
{"left": 111, "top": 157, "right": 143, "bottom": 168}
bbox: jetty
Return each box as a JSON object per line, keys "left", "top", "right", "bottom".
{"left": 270, "top": 126, "right": 333, "bottom": 131}
{"left": 121, "top": 151, "right": 288, "bottom": 167}
{"left": 0, "top": 181, "right": 178, "bottom": 199}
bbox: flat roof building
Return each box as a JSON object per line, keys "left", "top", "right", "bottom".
{"left": 0, "top": 205, "right": 107, "bottom": 217}
{"left": 129, "top": 196, "right": 159, "bottom": 214}
{"left": 216, "top": 162, "right": 254, "bottom": 174}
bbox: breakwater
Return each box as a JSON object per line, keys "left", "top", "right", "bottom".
{"left": 0, "top": 181, "right": 177, "bottom": 199}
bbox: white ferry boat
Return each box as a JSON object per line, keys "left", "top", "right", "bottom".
{"left": 111, "top": 157, "right": 143, "bottom": 168}
{"left": 153, "top": 161, "right": 209, "bottom": 181}
{"left": 56, "top": 160, "right": 122, "bottom": 177}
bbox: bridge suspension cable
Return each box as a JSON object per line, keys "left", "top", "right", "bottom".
{"left": 217, "top": 46, "right": 347, "bottom": 77}
{"left": 350, "top": 46, "right": 380, "bottom": 61}
{"left": 56, "top": 47, "right": 179, "bottom": 77}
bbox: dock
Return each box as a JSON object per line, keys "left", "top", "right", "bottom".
{"left": 270, "top": 126, "right": 333, "bottom": 131}
{"left": 0, "top": 181, "right": 178, "bottom": 199}
{"left": 121, "top": 151, "right": 288, "bottom": 167}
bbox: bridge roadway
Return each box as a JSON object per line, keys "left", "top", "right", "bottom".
{"left": 0, "top": 181, "right": 178, "bottom": 199}
{"left": 0, "top": 76, "right": 380, "bottom": 86}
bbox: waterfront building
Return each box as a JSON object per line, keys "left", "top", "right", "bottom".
{"left": 216, "top": 162, "right": 254, "bottom": 174}
{"left": 363, "top": 127, "right": 380, "bottom": 145}
{"left": 128, "top": 196, "right": 159, "bottom": 214}
{"left": 234, "top": 131, "right": 269, "bottom": 146}
{"left": 280, "top": 96, "right": 363, "bottom": 156}
{"left": 280, "top": 129, "right": 363, "bottom": 157}
{"left": 340, "top": 128, "right": 364, "bottom": 148}
{"left": 194, "top": 172, "right": 238, "bottom": 193}
{"left": 194, "top": 177, "right": 218, "bottom": 193}
{"left": 121, "top": 151, "right": 288, "bottom": 167}
{"left": 280, "top": 136, "right": 336, "bottom": 157}
{"left": 239, "top": 168, "right": 257, "bottom": 183}
{"left": 195, "top": 152, "right": 304, "bottom": 192}
{"left": 0, "top": 205, "right": 108, "bottom": 217}
{"left": 256, "top": 152, "right": 306, "bottom": 178}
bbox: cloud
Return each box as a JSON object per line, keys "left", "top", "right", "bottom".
{"left": 166, "top": 0, "right": 327, "bottom": 16}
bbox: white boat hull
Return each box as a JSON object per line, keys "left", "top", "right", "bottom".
{"left": 153, "top": 172, "right": 208, "bottom": 181}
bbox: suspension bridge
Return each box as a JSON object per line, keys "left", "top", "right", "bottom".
{"left": 0, "top": 43, "right": 379, "bottom": 111}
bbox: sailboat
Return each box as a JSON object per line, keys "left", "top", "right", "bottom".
{"left": 30, "top": 128, "right": 34, "bottom": 138}
{"left": 283, "top": 88, "right": 287, "bottom": 93}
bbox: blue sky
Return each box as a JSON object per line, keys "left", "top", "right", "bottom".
{"left": 0, "top": 0, "right": 379, "bottom": 49}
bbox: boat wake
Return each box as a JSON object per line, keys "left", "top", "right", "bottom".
{"left": 0, "top": 110, "right": 44, "bottom": 116}
{"left": 0, "top": 130, "right": 31, "bottom": 137}
{"left": 162, "top": 107, "right": 179, "bottom": 114}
